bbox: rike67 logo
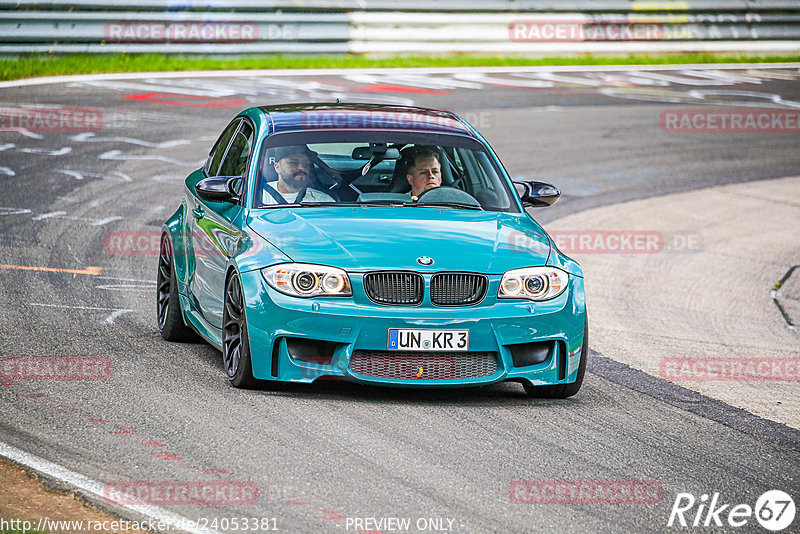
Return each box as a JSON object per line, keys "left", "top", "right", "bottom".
{"left": 668, "top": 490, "right": 795, "bottom": 531}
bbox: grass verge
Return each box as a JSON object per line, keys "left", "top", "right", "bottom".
{"left": 2, "top": 52, "right": 800, "bottom": 81}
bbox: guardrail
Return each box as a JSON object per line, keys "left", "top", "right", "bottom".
{"left": 1, "top": 2, "right": 799, "bottom": 54}
{"left": 3, "top": 1, "right": 800, "bottom": 12}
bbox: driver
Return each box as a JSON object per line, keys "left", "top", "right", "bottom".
{"left": 403, "top": 148, "right": 442, "bottom": 199}
{"left": 262, "top": 145, "right": 335, "bottom": 205}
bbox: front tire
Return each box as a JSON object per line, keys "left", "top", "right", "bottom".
{"left": 157, "top": 233, "right": 198, "bottom": 342}
{"left": 524, "top": 314, "right": 588, "bottom": 399}
{"left": 222, "top": 272, "right": 258, "bottom": 389}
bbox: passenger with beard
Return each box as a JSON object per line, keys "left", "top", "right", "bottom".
{"left": 262, "top": 145, "right": 335, "bottom": 205}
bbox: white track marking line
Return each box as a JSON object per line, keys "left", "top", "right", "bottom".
{"left": 31, "top": 211, "right": 67, "bottom": 220}
{"left": 0, "top": 207, "right": 32, "bottom": 215}
{"left": 0, "top": 143, "right": 15, "bottom": 151}
{"left": 102, "top": 309, "right": 131, "bottom": 324}
{"left": 99, "top": 150, "right": 202, "bottom": 167}
{"left": 19, "top": 147, "right": 72, "bottom": 156}
{"left": 95, "top": 284, "right": 153, "bottom": 292}
{"left": 0, "top": 128, "right": 44, "bottom": 139}
{"left": 0, "top": 442, "right": 221, "bottom": 534}
{"left": 0, "top": 63, "right": 798, "bottom": 89}
{"left": 90, "top": 216, "right": 123, "bottom": 226}
{"left": 57, "top": 169, "right": 133, "bottom": 183}
{"left": 0, "top": 167, "right": 14, "bottom": 176}
{"left": 30, "top": 303, "right": 131, "bottom": 311}
{"left": 30, "top": 303, "right": 138, "bottom": 324}
{"left": 97, "top": 275, "right": 155, "bottom": 283}
{"left": 70, "top": 132, "right": 191, "bottom": 148}
{"left": 57, "top": 169, "right": 85, "bottom": 180}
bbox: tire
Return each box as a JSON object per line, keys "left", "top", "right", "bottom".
{"left": 157, "top": 233, "right": 198, "bottom": 342}
{"left": 524, "top": 314, "right": 588, "bottom": 399}
{"left": 222, "top": 271, "right": 258, "bottom": 389}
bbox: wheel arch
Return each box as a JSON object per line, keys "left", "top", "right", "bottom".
{"left": 162, "top": 201, "right": 189, "bottom": 291}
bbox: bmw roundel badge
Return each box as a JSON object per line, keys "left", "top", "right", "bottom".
{"left": 417, "top": 256, "right": 434, "bottom": 266}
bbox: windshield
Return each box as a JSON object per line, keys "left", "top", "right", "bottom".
{"left": 253, "top": 135, "right": 518, "bottom": 212}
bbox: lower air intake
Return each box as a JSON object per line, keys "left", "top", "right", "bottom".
{"left": 349, "top": 350, "right": 497, "bottom": 380}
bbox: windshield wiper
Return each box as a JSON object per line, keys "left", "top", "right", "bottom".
{"left": 404, "top": 201, "right": 484, "bottom": 211}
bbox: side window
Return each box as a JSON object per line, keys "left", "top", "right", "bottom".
{"left": 219, "top": 121, "right": 254, "bottom": 177}
{"left": 206, "top": 120, "right": 240, "bottom": 176}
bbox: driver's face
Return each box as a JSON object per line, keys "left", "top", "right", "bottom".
{"left": 407, "top": 156, "right": 441, "bottom": 197}
{"left": 274, "top": 154, "right": 311, "bottom": 192}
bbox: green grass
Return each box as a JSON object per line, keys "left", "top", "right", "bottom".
{"left": 2, "top": 52, "right": 799, "bottom": 81}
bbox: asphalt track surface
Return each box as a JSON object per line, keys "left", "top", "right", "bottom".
{"left": 1, "top": 65, "right": 799, "bottom": 533}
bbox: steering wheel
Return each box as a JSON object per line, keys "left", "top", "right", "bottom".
{"left": 415, "top": 186, "right": 482, "bottom": 208}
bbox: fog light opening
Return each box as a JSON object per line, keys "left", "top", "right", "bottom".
{"left": 510, "top": 341, "right": 554, "bottom": 368}
{"left": 286, "top": 338, "right": 337, "bottom": 365}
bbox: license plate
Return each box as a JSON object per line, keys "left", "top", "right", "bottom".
{"left": 387, "top": 329, "right": 469, "bottom": 351}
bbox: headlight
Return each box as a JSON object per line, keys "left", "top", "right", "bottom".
{"left": 262, "top": 263, "right": 352, "bottom": 298}
{"left": 498, "top": 267, "right": 568, "bottom": 301}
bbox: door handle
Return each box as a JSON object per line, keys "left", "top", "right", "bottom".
{"left": 192, "top": 207, "right": 205, "bottom": 220}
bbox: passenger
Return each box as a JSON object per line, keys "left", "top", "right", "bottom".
{"left": 262, "top": 145, "right": 335, "bottom": 205}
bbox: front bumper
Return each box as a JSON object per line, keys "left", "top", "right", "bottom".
{"left": 239, "top": 270, "right": 586, "bottom": 388}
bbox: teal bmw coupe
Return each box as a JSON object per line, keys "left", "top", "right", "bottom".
{"left": 157, "top": 103, "right": 587, "bottom": 397}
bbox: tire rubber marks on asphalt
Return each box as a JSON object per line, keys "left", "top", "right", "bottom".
{"left": 0, "top": 266, "right": 153, "bottom": 323}
{"left": 5, "top": 387, "right": 365, "bottom": 522}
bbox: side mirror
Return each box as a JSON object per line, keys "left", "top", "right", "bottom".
{"left": 195, "top": 176, "right": 241, "bottom": 203}
{"left": 514, "top": 180, "right": 561, "bottom": 207}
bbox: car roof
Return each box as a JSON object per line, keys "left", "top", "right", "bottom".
{"left": 246, "top": 103, "right": 478, "bottom": 137}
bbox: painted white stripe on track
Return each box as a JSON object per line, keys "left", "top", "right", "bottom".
{"left": 0, "top": 63, "right": 798, "bottom": 89}
{"left": 0, "top": 441, "right": 222, "bottom": 534}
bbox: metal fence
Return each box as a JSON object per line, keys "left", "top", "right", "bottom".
{"left": 1, "top": 1, "right": 799, "bottom": 54}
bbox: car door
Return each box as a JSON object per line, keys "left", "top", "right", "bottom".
{"left": 189, "top": 119, "right": 253, "bottom": 328}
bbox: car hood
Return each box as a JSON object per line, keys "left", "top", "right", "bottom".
{"left": 247, "top": 207, "right": 551, "bottom": 273}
